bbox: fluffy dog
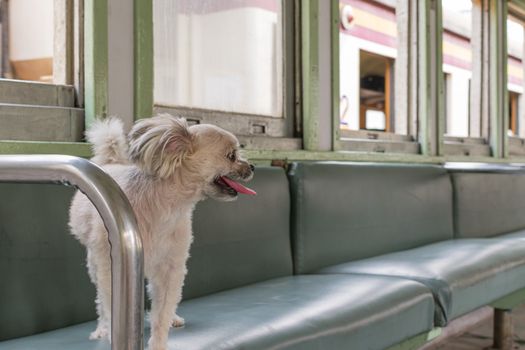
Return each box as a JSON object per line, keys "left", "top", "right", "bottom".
{"left": 69, "top": 114, "right": 255, "bottom": 350}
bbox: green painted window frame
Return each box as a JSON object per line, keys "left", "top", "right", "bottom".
{"left": 0, "top": 0, "right": 150, "bottom": 158}
{"left": 507, "top": 0, "right": 525, "bottom": 156}
{"left": 0, "top": 1, "right": 84, "bottom": 144}
{"left": 330, "top": 0, "right": 430, "bottom": 155}
{"left": 331, "top": 0, "right": 446, "bottom": 155}
{"left": 151, "top": 0, "right": 299, "bottom": 151}
{"left": 330, "top": 0, "right": 520, "bottom": 162}
{"left": 3, "top": 0, "right": 525, "bottom": 165}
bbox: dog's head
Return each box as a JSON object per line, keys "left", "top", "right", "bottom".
{"left": 128, "top": 114, "right": 254, "bottom": 201}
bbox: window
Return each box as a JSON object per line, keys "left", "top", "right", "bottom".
{"left": 507, "top": 14, "right": 525, "bottom": 155}
{"left": 7, "top": 0, "right": 53, "bottom": 82}
{"left": 337, "top": 0, "right": 418, "bottom": 153}
{"left": 357, "top": 51, "right": 392, "bottom": 132}
{"left": 0, "top": 0, "right": 83, "bottom": 142}
{"left": 508, "top": 91, "right": 520, "bottom": 136}
{"left": 153, "top": 0, "right": 298, "bottom": 150}
{"left": 440, "top": 0, "right": 490, "bottom": 156}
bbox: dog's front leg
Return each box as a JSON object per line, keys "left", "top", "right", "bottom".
{"left": 147, "top": 258, "right": 188, "bottom": 350}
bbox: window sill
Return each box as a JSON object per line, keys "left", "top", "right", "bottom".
{"left": 243, "top": 150, "right": 525, "bottom": 165}
{"left": 336, "top": 138, "right": 419, "bottom": 154}
{"left": 443, "top": 136, "right": 490, "bottom": 157}
{"left": 510, "top": 136, "right": 525, "bottom": 156}
{"left": 2, "top": 141, "right": 525, "bottom": 167}
{"left": 0, "top": 104, "right": 84, "bottom": 142}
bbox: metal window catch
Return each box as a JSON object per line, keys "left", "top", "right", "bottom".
{"left": 251, "top": 123, "right": 267, "bottom": 135}
{"left": 0, "top": 155, "right": 144, "bottom": 350}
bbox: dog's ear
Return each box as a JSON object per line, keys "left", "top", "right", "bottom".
{"left": 128, "top": 114, "right": 194, "bottom": 178}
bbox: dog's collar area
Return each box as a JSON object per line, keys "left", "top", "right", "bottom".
{"left": 214, "top": 176, "right": 256, "bottom": 196}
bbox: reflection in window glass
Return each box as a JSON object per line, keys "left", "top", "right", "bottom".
{"left": 359, "top": 51, "right": 391, "bottom": 132}
{"left": 507, "top": 17, "right": 524, "bottom": 137}
{"left": 339, "top": 0, "right": 396, "bottom": 133}
{"left": 442, "top": 0, "right": 472, "bottom": 137}
{"left": 154, "top": 0, "right": 282, "bottom": 117}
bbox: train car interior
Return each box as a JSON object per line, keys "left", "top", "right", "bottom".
{"left": 3, "top": 0, "right": 525, "bottom": 350}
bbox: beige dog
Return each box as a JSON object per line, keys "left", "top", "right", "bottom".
{"left": 69, "top": 114, "right": 255, "bottom": 350}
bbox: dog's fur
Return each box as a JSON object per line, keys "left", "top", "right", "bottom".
{"left": 68, "top": 114, "right": 253, "bottom": 350}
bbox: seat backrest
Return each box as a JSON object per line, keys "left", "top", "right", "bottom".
{"left": 288, "top": 162, "right": 454, "bottom": 274}
{"left": 448, "top": 167, "right": 525, "bottom": 238}
{"left": 183, "top": 166, "right": 293, "bottom": 300}
{"left": 0, "top": 167, "right": 293, "bottom": 340}
{"left": 0, "top": 184, "right": 96, "bottom": 341}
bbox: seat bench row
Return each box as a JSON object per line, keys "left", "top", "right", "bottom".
{"left": 2, "top": 161, "right": 525, "bottom": 350}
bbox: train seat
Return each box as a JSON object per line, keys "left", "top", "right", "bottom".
{"left": 0, "top": 166, "right": 435, "bottom": 350}
{"left": 288, "top": 162, "right": 525, "bottom": 327}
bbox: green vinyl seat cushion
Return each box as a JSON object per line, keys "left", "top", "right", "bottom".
{"left": 183, "top": 166, "right": 293, "bottom": 300}
{"left": 0, "top": 275, "right": 435, "bottom": 350}
{"left": 0, "top": 167, "right": 291, "bottom": 342}
{"left": 492, "top": 229, "right": 525, "bottom": 240}
{"left": 449, "top": 171, "right": 525, "bottom": 238}
{"left": 0, "top": 184, "right": 95, "bottom": 341}
{"left": 317, "top": 239, "right": 525, "bottom": 326}
{"left": 288, "top": 162, "right": 454, "bottom": 274}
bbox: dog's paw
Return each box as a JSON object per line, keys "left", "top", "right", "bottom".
{"left": 172, "top": 314, "right": 185, "bottom": 328}
{"left": 89, "top": 326, "right": 109, "bottom": 340}
{"left": 147, "top": 340, "right": 168, "bottom": 350}
{"left": 148, "top": 344, "right": 167, "bottom": 350}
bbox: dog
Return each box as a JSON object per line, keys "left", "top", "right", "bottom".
{"left": 68, "top": 114, "right": 255, "bottom": 350}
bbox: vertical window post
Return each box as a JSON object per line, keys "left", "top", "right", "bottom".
{"left": 470, "top": 0, "right": 489, "bottom": 139}
{"left": 84, "top": 0, "right": 108, "bottom": 127}
{"left": 331, "top": 0, "right": 340, "bottom": 148}
{"left": 301, "top": 0, "right": 332, "bottom": 151}
{"left": 53, "top": 0, "right": 74, "bottom": 85}
{"left": 418, "top": 0, "right": 444, "bottom": 156}
{"left": 134, "top": 0, "right": 153, "bottom": 120}
{"left": 397, "top": 0, "right": 444, "bottom": 156}
{"left": 395, "top": 0, "right": 414, "bottom": 136}
{"left": 522, "top": 23, "right": 525, "bottom": 138}
{"left": 489, "top": 0, "right": 508, "bottom": 158}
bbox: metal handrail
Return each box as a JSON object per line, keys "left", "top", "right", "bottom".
{"left": 0, "top": 155, "right": 144, "bottom": 350}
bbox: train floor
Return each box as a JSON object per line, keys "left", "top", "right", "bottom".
{"left": 426, "top": 305, "right": 525, "bottom": 349}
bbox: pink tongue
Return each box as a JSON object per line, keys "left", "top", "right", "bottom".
{"left": 221, "top": 176, "right": 257, "bottom": 195}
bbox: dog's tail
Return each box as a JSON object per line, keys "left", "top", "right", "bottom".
{"left": 86, "top": 117, "right": 129, "bottom": 165}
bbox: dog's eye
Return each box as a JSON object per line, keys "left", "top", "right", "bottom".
{"left": 227, "top": 152, "right": 236, "bottom": 162}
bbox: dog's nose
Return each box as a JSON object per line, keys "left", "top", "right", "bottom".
{"left": 250, "top": 164, "right": 255, "bottom": 172}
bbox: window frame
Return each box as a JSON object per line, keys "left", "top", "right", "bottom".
{"left": 151, "top": 0, "right": 300, "bottom": 151}
{"left": 0, "top": 0, "right": 85, "bottom": 143}
{"left": 441, "top": 7, "right": 491, "bottom": 158}
{"left": 507, "top": 1, "right": 525, "bottom": 156}
{"left": 334, "top": 0, "right": 416, "bottom": 154}
{"left": 4, "top": 0, "right": 525, "bottom": 165}
{"left": 331, "top": 0, "right": 513, "bottom": 158}
{"left": 332, "top": 0, "right": 444, "bottom": 155}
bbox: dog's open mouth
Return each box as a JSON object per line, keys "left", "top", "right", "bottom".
{"left": 214, "top": 176, "right": 256, "bottom": 196}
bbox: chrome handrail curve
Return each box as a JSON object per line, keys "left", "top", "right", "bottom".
{"left": 0, "top": 155, "right": 144, "bottom": 350}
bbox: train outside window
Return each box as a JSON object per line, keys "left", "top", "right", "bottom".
{"left": 339, "top": 0, "right": 396, "bottom": 134}
{"left": 442, "top": 0, "right": 472, "bottom": 138}
{"left": 359, "top": 51, "right": 392, "bottom": 132}
{"left": 507, "top": 16, "right": 524, "bottom": 139}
